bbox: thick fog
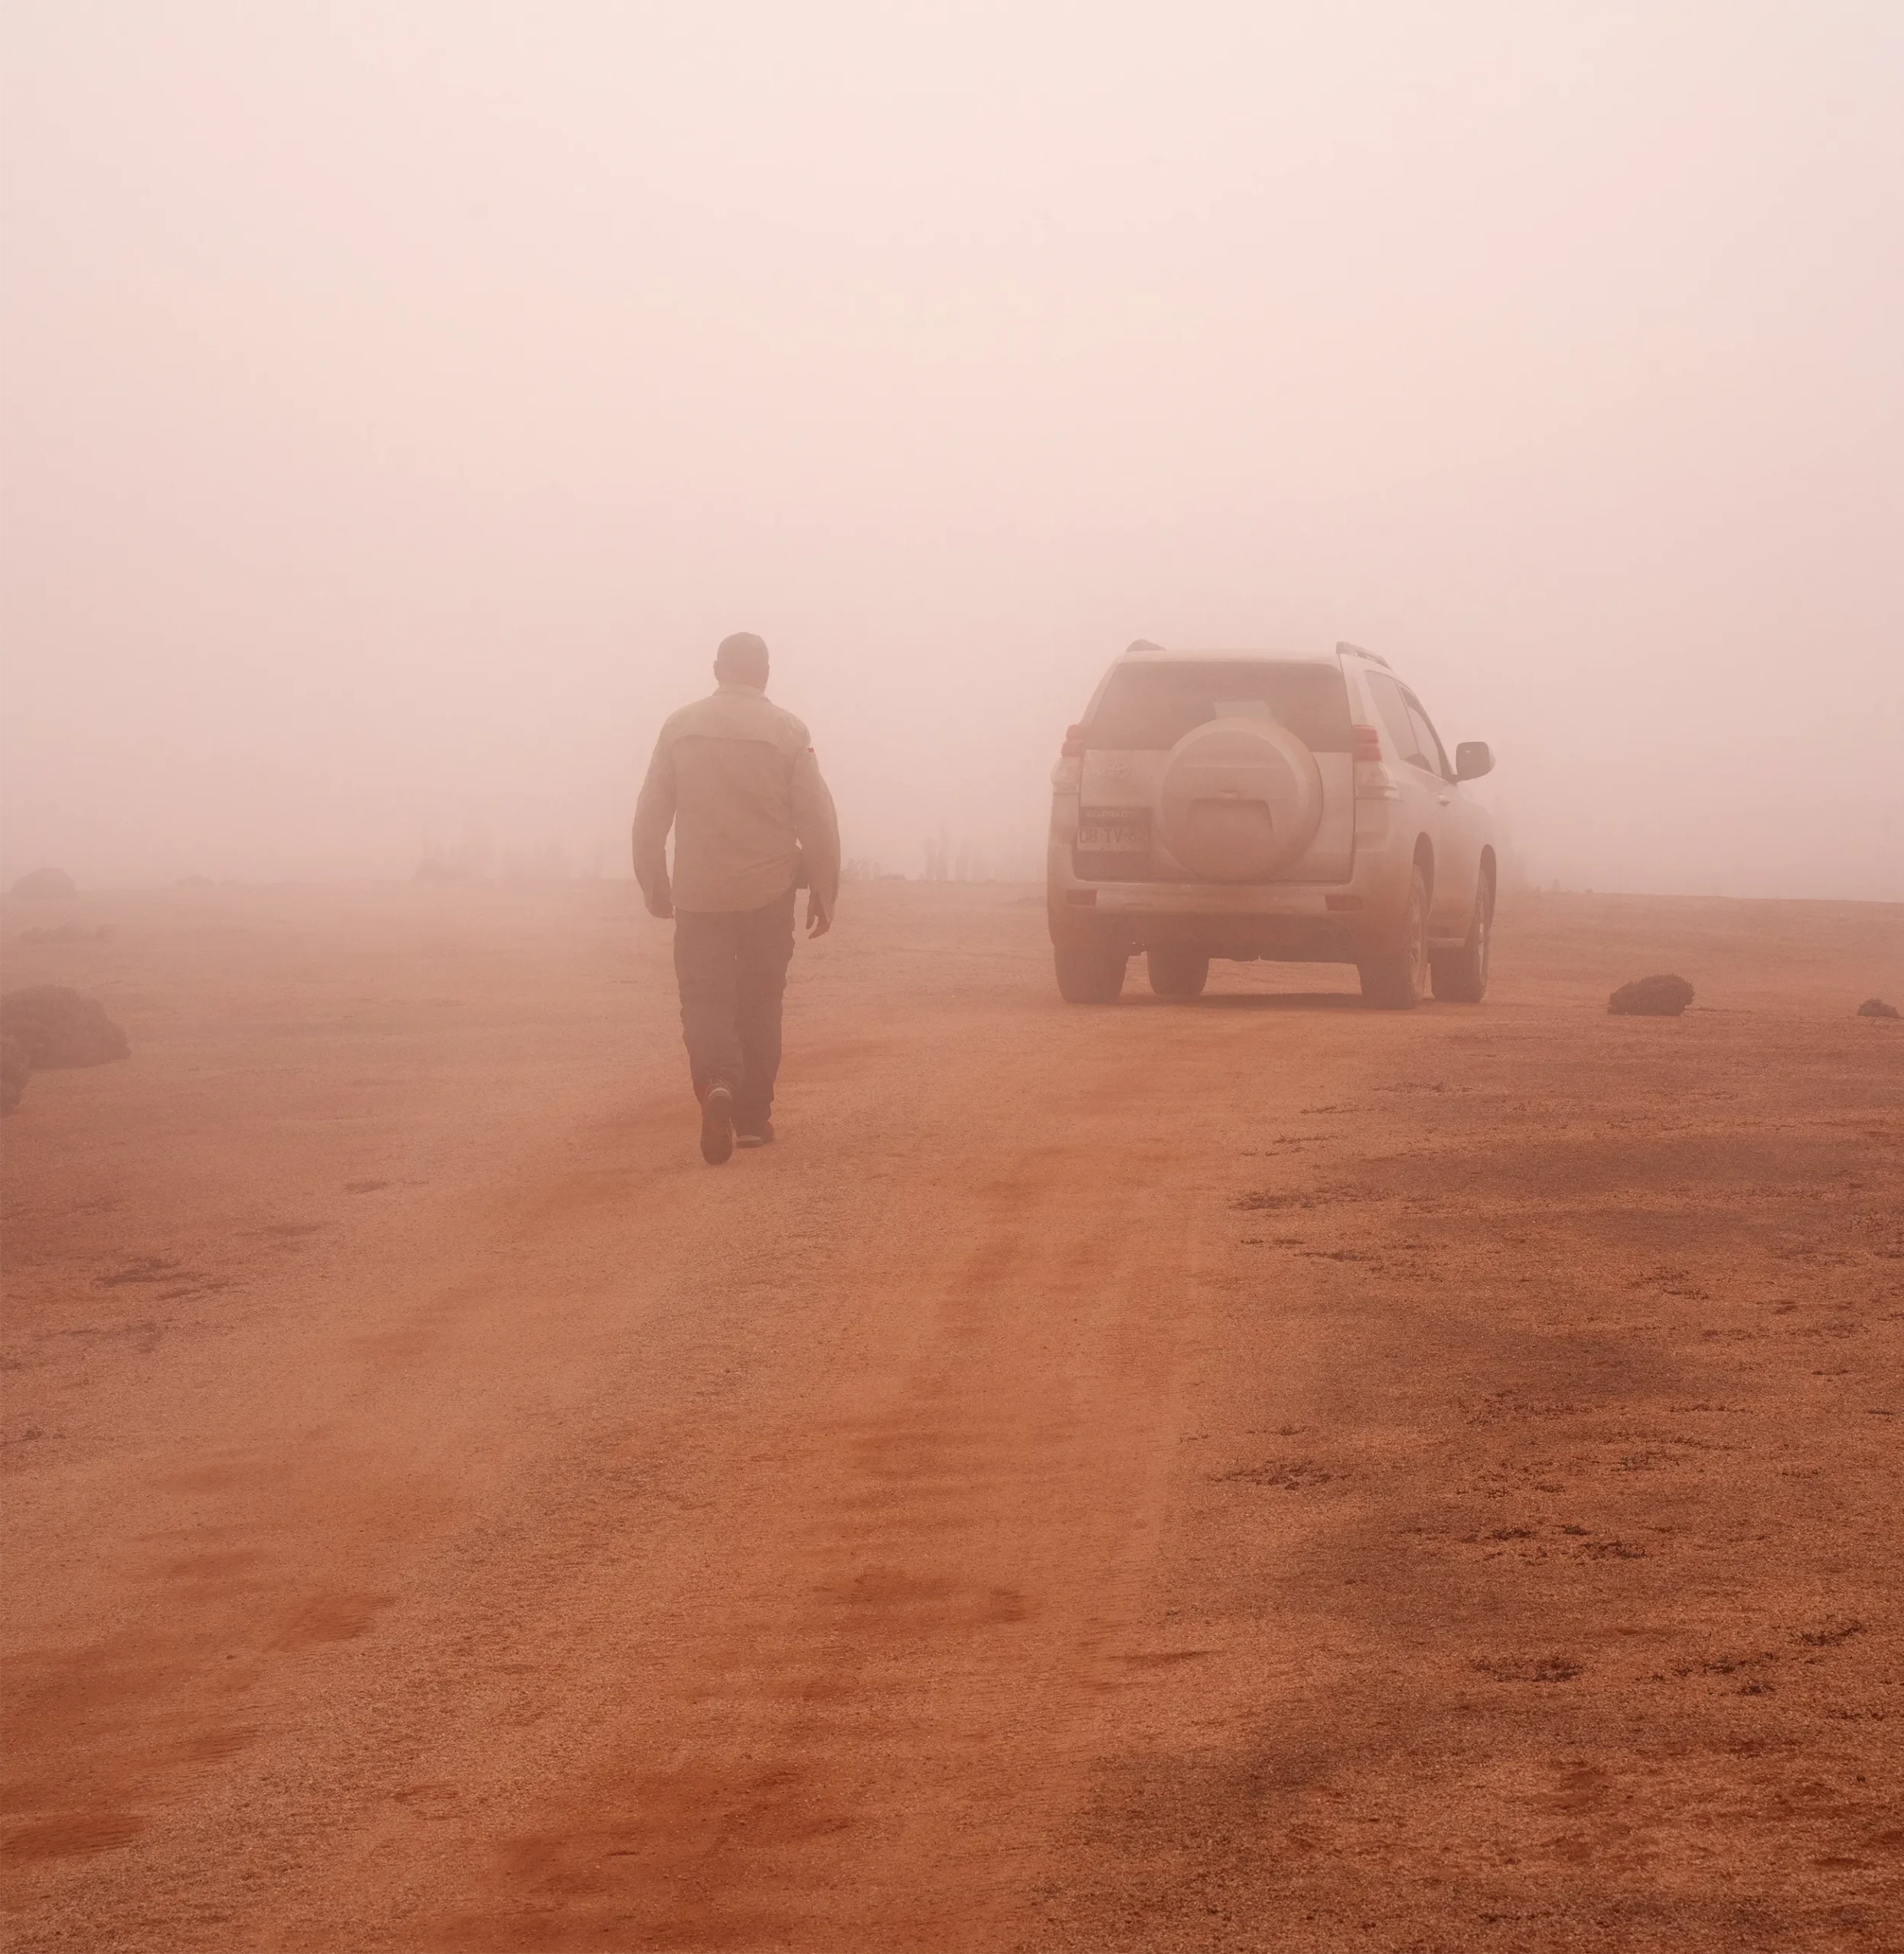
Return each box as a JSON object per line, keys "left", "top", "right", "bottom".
{"left": 4, "top": 3, "right": 1899, "bottom": 900}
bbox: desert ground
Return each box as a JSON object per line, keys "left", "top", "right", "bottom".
{"left": 2, "top": 878, "right": 1900, "bottom": 1952}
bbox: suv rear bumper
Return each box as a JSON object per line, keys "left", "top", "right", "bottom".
{"left": 1047, "top": 844, "right": 1414, "bottom": 962}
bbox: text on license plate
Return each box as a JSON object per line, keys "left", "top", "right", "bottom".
{"left": 1078, "top": 824, "right": 1148, "bottom": 851}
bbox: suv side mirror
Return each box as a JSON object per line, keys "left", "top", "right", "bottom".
{"left": 1454, "top": 741, "right": 1494, "bottom": 782}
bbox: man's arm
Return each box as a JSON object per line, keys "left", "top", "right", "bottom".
{"left": 631, "top": 730, "right": 676, "bottom": 918}
{"left": 789, "top": 741, "right": 841, "bottom": 936}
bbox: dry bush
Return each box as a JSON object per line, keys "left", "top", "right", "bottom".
{"left": 7, "top": 866, "right": 77, "bottom": 901}
{"left": 18, "top": 922, "right": 113, "bottom": 943}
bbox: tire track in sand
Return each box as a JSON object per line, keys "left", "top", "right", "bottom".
{"left": 419, "top": 1045, "right": 1210, "bottom": 1951}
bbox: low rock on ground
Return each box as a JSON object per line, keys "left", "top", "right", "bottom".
{"left": 0, "top": 1035, "right": 27, "bottom": 1114}
{"left": 1608, "top": 972, "right": 1695, "bottom": 1016}
{"left": 0, "top": 985, "right": 131, "bottom": 1070}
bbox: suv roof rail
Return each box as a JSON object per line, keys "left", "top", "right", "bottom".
{"left": 1336, "top": 640, "right": 1389, "bottom": 669}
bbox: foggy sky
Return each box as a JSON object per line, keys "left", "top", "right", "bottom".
{"left": 4, "top": 2, "right": 1900, "bottom": 899}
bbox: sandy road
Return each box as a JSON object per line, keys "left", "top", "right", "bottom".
{"left": 3, "top": 881, "right": 1902, "bottom": 1950}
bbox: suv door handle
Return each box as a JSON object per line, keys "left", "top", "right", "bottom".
{"left": 1436, "top": 793, "right": 1451, "bottom": 806}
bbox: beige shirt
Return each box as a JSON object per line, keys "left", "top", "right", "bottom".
{"left": 632, "top": 685, "right": 841, "bottom": 916}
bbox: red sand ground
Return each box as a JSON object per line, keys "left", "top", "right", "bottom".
{"left": 2, "top": 882, "right": 1900, "bottom": 1952}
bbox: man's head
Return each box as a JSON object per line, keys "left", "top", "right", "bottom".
{"left": 713, "top": 631, "right": 770, "bottom": 690}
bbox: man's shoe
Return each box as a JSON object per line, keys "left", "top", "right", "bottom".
{"left": 700, "top": 1085, "right": 736, "bottom": 1165}
{"left": 734, "top": 1120, "right": 775, "bottom": 1150}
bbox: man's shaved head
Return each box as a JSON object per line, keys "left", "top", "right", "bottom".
{"left": 714, "top": 632, "right": 770, "bottom": 687}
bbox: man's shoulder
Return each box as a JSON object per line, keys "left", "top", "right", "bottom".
{"left": 747, "top": 692, "right": 812, "bottom": 748}
{"left": 663, "top": 690, "right": 811, "bottom": 751}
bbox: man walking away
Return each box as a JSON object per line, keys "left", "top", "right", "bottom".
{"left": 632, "top": 633, "right": 841, "bottom": 1164}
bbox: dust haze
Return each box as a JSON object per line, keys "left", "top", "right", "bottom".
{"left": 3, "top": 2, "right": 1899, "bottom": 900}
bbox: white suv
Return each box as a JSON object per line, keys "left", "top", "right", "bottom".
{"left": 1046, "top": 641, "right": 1496, "bottom": 1008}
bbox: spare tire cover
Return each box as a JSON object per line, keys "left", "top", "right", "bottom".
{"left": 1157, "top": 715, "right": 1324, "bottom": 881}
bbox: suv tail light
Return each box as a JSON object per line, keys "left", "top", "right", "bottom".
{"left": 1060, "top": 724, "right": 1089, "bottom": 759}
{"left": 1351, "top": 725, "right": 1401, "bottom": 801}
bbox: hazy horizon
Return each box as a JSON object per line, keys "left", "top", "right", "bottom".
{"left": 4, "top": 2, "right": 1900, "bottom": 902}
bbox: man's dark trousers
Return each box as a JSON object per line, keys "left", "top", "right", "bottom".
{"left": 673, "top": 889, "right": 797, "bottom": 1130}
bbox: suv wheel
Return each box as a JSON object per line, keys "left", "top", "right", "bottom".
{"left": 1147, "top": 946, "right": 1210, "bottom": 998}
{"left": 1358, "top": 866, "right": 1430, "bottom": 1010}
{"left": 1431, "top": 870, "right": 1493, "bottom": 1003}
{"left": 1054, "top": 942, "right": 1128, "bottom": 1004}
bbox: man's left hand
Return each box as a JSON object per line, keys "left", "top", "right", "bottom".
{"left": 805, "top": 894, "right": 832, "bottom": 937}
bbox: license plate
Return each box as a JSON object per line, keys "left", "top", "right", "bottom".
{"left": 1078, "top": 821, "right": 1148, "bottom": 851}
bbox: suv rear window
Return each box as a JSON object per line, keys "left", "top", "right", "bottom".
{"left": 1088, "top": 661, "right": 1353, "bottom": 752}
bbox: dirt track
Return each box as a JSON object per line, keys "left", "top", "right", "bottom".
{"left": 3, "top": 881, "right": 1901, "bottom": 1952}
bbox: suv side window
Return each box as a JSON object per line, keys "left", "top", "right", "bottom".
{"left": 1363, "top": 672, "right": 1418, "bottom": 763}
{"left": 1402, "top": 692, "right": 1451, "bottom": 779}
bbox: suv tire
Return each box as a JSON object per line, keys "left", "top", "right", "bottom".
{"left": 1358, "top": 866, "right": 1430, "bottom": 1010}
{"left": 1054, "top": 943, "right": 1128, "bottom": 1004}
{"left": 1147, "top": 946, "right": 1210, "bottom": 998}
{"left": 1431, "top": 870, "right": 1493, "bottom": 1003}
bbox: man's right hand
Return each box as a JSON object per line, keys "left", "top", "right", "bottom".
{"left": 645, "top": 892, "right": 675, "bottom": 921}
